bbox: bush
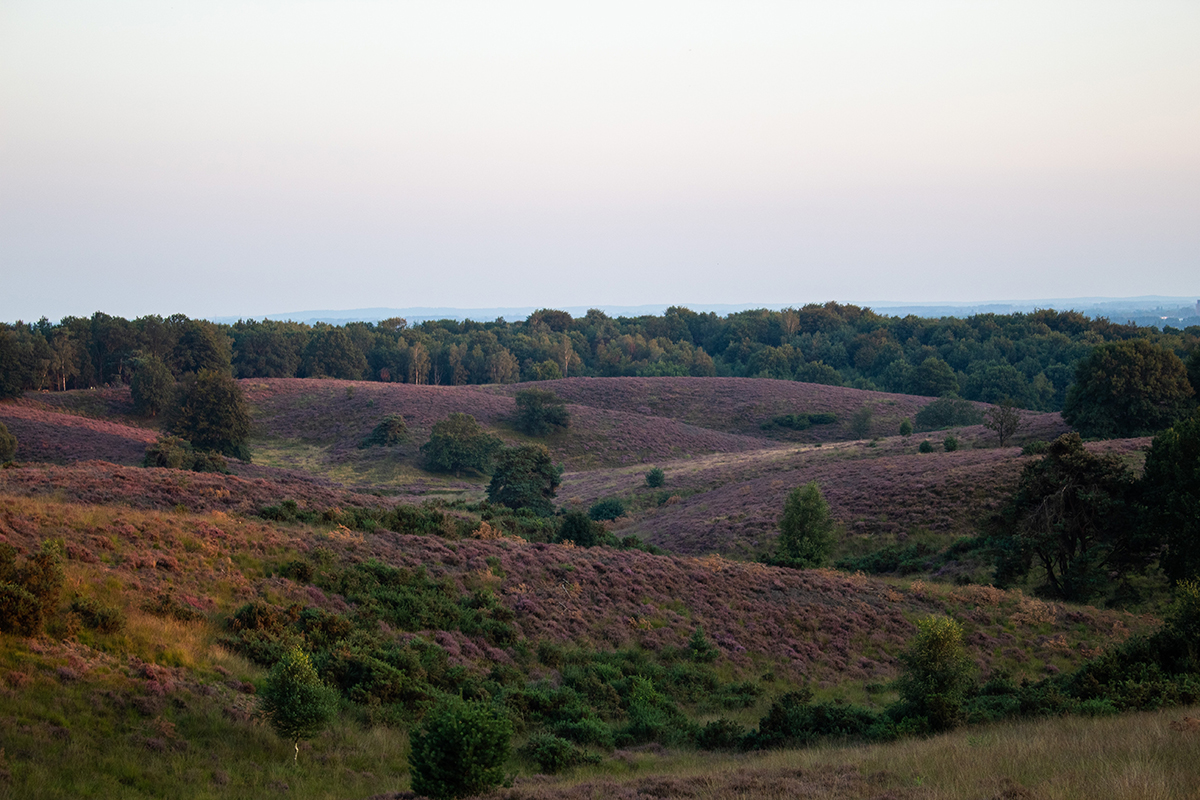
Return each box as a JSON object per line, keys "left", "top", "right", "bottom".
{"left": 0, "top": 582, "right": 42, "bottom": 636}
{"left": 849, "top": 405, "right": 874, "bottom": 438}
{"left": 258, "top": 647, "right": 337, "bottom": 763}
{"left": 918, "top": 439, "right": 934, "bottom": 453}
{"left": 519, "top": 733, "right": 599, "bottom": 774}
{"left": 587, "top": 497, "right": 625, "bottom": 521}
{"left": 687, "top": 625, "right": 719, "bottom": 663}
{"left": 0, "top": 421, "right": 16, "bottom": 461}
{"left": 487, "top": 444, "right": 563, "bottom": 516}
{"left": 513, "top": 388, "right": 570, "bottom": 436}
{"left": 772, "top": 482, "right": 836, "bottom": 568}
{"left": 915, "top": 397, "right": 983, "bottom": 430}
{"left": 409, "top": 698, "right": 513, "bottom": 799}
{"left": 895, "top": 616, "right": 973, "bottom": 731}
{"left": 1022, "top": 439, "right": 1049, "bottom": 456}
{"left": 359, "top": 414, "right": 407, "bottom": 448}
{"left": 68, "top": 597, "right": 125, "bottom": 633}
{"left": 556, "top": 511, "right": 602, "bottom": 547}
{"left": 697, "top": 718, "right": 747, "bottom": 750}
{"left": 169, "top": 369, "right": 252, "bottom": 461}
{"left": 899, "top": 419, "right": 913, "bottom": 437}
{"left": 422, "top": 413, "right": 503, "bottom": 476}
{"left": 645, "top": 467, "right": 665, "bottom": 488}
{"left": 943, "top": 434, "right": 959, "bottom": 452}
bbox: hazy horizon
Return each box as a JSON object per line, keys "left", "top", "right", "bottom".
{"left": 3, "top": 2, "right": 1198, "bottom": 322}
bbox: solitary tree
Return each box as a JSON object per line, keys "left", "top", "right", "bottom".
{"left": 773, "top": 482, "right": 836, "bottom": 569}
{"left": 983, "top": 398, "right": 1021, "bottom": 446}
{"left": 259, "top": 647, "right": 337, "bottom": 764}
{"left": 513, "top": 388, "right": 570, "bottom": 436}
{"left": 895, "top": 616, "right": 973, "bottom": 731}
{"left": 130, "top": 355, "right": 174, "bottom": 417}
{"left": 1142, "top": 413, "right": 1200, "bottom": 583}
{"left": 421, "top": 413, "right": 502, "bottom": 476}
{"left": 486, "top": 444, "right": 562, "bottom": 516}
{"left": 409, "top": 698, "right": 512, "bottom": 800}
{"left": 994, "top": 432, "right": 1140, "bottom": 601}
{"left": 169, "top": 369, "right": 252, "bottom": 461}
{"left": 1062, "top": 339, "right": 1194, "bottom": 438}
{"left": 359, "top": 414, "right": 408, "bottom": 448}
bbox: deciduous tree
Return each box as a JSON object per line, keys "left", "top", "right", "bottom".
{"left": 1062, "top": 340, "right": 1194, "bottom": 437}
{"left": 773, "top": 482, "right": 836, "bottom": 569}
{"left": 486, "top": 444, "right": 562, "bottom": 516}
{"left": 169, "top": 369, "right": 252, "bottom": 461}
{"left": 421, "top": 413, "right": 501, "bottom": 476}
{"left": 259, "top": 647, "right": 336, "bottom": 763}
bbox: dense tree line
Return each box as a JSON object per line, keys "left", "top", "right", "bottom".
{"left": 3, "top": 305, "right": 1198, "bottom": 411}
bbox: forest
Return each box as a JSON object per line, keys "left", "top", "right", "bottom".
{"left": 3, "top": 304, "right": 1199, "bottom": 412}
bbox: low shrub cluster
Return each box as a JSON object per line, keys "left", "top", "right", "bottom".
{"left": 359, "top": 413, "right": 408, "bottom": 447}
{"left": 915, "top": 397, "right": 983, "bottom": 430}
{"left": 760, "top": 412, "right": 838, "bottom": 432}
{"left": 0, "top": 540, "right": 64, "bottom": 636}
{"left": 143, "top": 435, "right": 229, "bottom": 473}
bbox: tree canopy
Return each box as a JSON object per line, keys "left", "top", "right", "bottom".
{"left": 513, "top": 388, "right": 570, "bottom": 436}
{"left": 1142, "top": 413, "right": 1200, "bottom": 583}
{"left": 169, "top": 369, "right": 252, "bottom": 461}
{"left": 486, "top": 444, "right": 562, "bottom": 516}
{"left": 772, "top": 482, "right": 836, "bottom": 569}
{"left": 421, "top": 413, "right": 502, "bottom": 476}
{"left": 1062, "top": 339, "right": 1195, "bottom": 438}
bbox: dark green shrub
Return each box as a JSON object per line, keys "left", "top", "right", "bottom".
{"left": 514, "top": 388, "right": 570, "bottom": 436}
{"left": 0, "top": 582, "right": 42, "bottom": 636}
{"left": 487, "top": 444, "right": 562, "bottom": 516}
{"left": 587, "top": 497, "right": 625, "bottom": 521}
{"left": 943, "top": 434, "right": 959, "bottom": 452}
{"left": 190, "top": 450, "right": 229, "bottom": 473}
{"left": 915, "top": 397, "right": 983, "bottom": 430}
{"left": 645, "top": 467, "right": 665, "bottom": 488}
{"left": 748, "top": 689, "right": 887, "bottom": 749}
{"left": 18, "top": 541, "right": 63, "bottom": 614}
{"left": 849, "top": 405, "right": 874, "bottom": 438}
{"left": 918, "top": 439, "right": 934, "bottom": 453}
{"left": 141, "top": 593, "right": 204, "bottom": 622}
{"left": 69, "top": 597, "right": 125, "bottom": 633}
{"left": 422, "top": 413, "right": 502, "bottom": 476}
{"left": 259, "top": 499, "right": 318, "bottom": 524}
{"left": 1022, "top": 439, "right": 1049, "bottom": 456}
{"left": 809, "top": 412, "right": 837, "bottom": 425}
{"left": 550, "top": 716, "right": 614, "bottom": 748}
{"left": 0, "top": 422, "right": 16, "bottom": 461}
{"left": 687, "top": 625, "right": 719, "bottom": 663}
{"left": 519, "top": 733, "right": 599, "bottom": 774}
{"left": 360, "top": 414, "right": 408, "bottom": 448}
{"left": 772, "top": 482, "right": 835, "bottom": 569}
{"left": 409, "top": 698, "right": 513, "bottom": 799}
{"left": 143, "top": 436, "right": 195, "bottom": 469}
{"left": 279, "top": 559, "right": 314, "bottom": 583}
{"left": 899, "top": 419, "right": 913, "bottom": 437}
{"left": 557, "top": 511, "right": 602, "bottom": 547}
{"left": 697, "top": 718, "right": 747, "bottom": 750}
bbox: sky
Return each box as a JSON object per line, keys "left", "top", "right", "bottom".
{"left": 2, "top": 1, "right": 1198, "bottom": 322}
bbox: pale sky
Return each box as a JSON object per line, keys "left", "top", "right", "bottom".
{"left": 2, "top": 1, "right": 1198, "bottom": 321}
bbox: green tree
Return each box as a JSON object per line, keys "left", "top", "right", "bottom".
{"left": 421, "top": 413, "right": 502, "bottom": 476}
{"left": 645, "top": 467, "right": 665, "bottom": 488}
{"left": 773, "top": 482, "right": 836, "bottom": 569}
{"left": 169, "top": 319, "right": 231, "bottom": 376}
{"left": 1188, "top": 348, "right": 1200, "bottom": 399}
{"left": 359, "top": 414, "right": 408, "bottom": 448}
{"left": 849, "top": 405, "right": 873, "bottom": 439}
{"left": 587, "top": 497, "right": 625, "bottom": 521}
{"left": 300, "top": 325, "right": 367, "bottom": 380}
{"left": 914, "top": 396, "right": 983, "bottom": 430}
{"left": 169, "top": 369, "right": 252, "bottom": 461}
{"left": 899, "top": 419, "right": 913, "bottom": 437}
{"left": 259, "top": 646, "right": 337, "bottom": 763}
{"left": 556, "top": 511, "right": 602, "bottom": 547}
{"left": 895, "top": 616, "right": 973, "bottom": 731}
{"left": 513, "top": 387, "right": 570, "bottom": 436}
{"left": 409, "top": 698, "right": 512, "bottom": 800}
{"left": 983, "top": 397, "right": 1021, "bottom": 446}
{"left": 1062, "top": 339, "right": 1195, "bottom": 438}
{"left": 486, "top": 444, "right": 562, "bottom": 516}
{"left": 994, "top": 432, "right": 1141, "bottom": 601}
{"left": 1141, "top": 413, "right": 1200, "bottom": 583}
{"left": 912, "top": 357, "right": 959, "bottom": 397}
{"left": 0, "top": 421, "right": 16, "bottom": 462}
{"left": 130, "top": 355, "right": 174, "bottom": 417}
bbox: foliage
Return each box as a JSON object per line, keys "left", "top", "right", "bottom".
{"left": 915, "top": 396, "right": 984, "bottom": 430}
{"left": 409, "top": 697, "right": 512, "bottom": 799}
{"left": 849, "top": 405, "right": 874, "bottom": 438}
{"left": 142, "top": 435, "right": 229, "bottom": 473}
{"left": 556, "top": 511, "right": 602, "bottom": 547}
{"left": 687, "top": 625, "right": 719, "bottom": 663}
{"left": 746, "top": 687, "right": 889, "bottom": 749}
{"left": 130, "top": 355, "right": 174, "bottom": 417}
{"left": 761, "top": 412, "right": 837, "bottom": 432}
{"left": 1062, "top": 339, "right": 1195, "bottom": 438}
{"left": 258, "top": 646, "right": 337, "bottom": 762}
{"left": 645, "top": 466, "right": 665, "bottom": 488}
{"left": 772, "top": 481, "right": 836, "bottom": 569}
{"left": 1141, "top": 413, "right": 1200, "bottom": 582}
{"left": 993, "top": 432, "right": 1141, "bottom": 601}
{"left": 984, "top": 398, "right": 1022, "bottom": 446}
{"left": 0, "top": 540, "right": 64, "bottom": 636}
{"left": 918, "top": 439, "right": 934, "bottom": 453}
{"left": 587, "top": 497, "right": 626, "bottom": 521}
{"left": 912, "top": 356, "right": 959, "bottom": 397}
{"left": 421, "top": 413, "right": 502, "bottom": 476}
{"left": 899, "top": 419, "right": 913, "bottom": 436}
{"left": 0, "top": 421, "right": 16, "bottom": 461}
{"left": 513, "top": 388, "right": 570, "bottom": 436}
{"left": 895, "top": 616, "right": 974, "bottom": 731}
{"left": 943, "top": 434, "right": 959, "bottom": 452}
{"left": 169, "top": 369, "right": 252, "bottom": 461}
{"left": 519, "top": 733, "right": 600, "bottom": 774}
{"left": 68, "top": 596, "right": 125, "bottom": 633}
{"left": 486, "top": 444, "right": 563, "bottom": 516}
{"left": 359, "top": 413, "right": 408, "bottom": 448}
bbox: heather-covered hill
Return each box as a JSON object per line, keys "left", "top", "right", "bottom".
{"left": 487, "top": 376, "right": 936, "bottom": 441}
{"left": 0, "top": 400, "right": 158, "bottom": 465}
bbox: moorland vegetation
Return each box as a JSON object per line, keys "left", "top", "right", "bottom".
{"left": 1, "top": 305, "right": 1199, "bottom": 798}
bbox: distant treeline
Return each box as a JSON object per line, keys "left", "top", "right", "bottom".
{"left": 2, "top": 305, "right": 1198, "bottom": 410}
